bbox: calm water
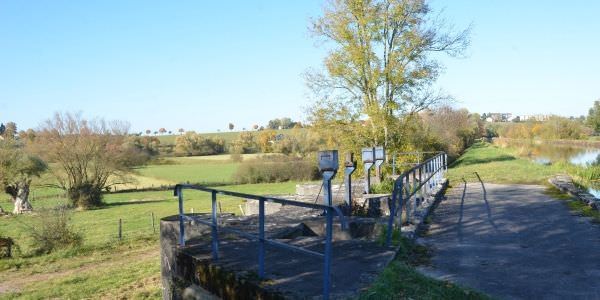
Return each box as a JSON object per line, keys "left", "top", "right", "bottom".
{"left": 518, "top": 143, "right": 600, "bottom": 198}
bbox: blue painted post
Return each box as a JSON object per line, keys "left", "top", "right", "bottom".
{"left": 405, "top": 174, "right": 411, "bottom": 223}
{"left": 398, "top": 182, "right": 404, "bottom": 225}
{"left": 211, "top": 191, "right": 219, "bottom": 261}
{"left": 386, "top": 184, "right": 397, "bottom": 246}
{"left": 444, "top": 153, "right": 448, "bottom": 175}
{"left": 258, "top": 199, "right": 265, "bottom": 278}
{"left": 177, "top": 186, "right": 185, "bottom": 247}
{"left": 412, "top": 170, "right": 417, "bottom": 213}
{"left": 323, "top": 208, "right": 333, "bottom": 300}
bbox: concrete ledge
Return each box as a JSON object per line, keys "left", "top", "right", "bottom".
{"left": 549, "top": 175, "right": 600, "bottom": 210}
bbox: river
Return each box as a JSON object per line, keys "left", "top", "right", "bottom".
{"left": 510, "top": 142, "right": 600, "bottom": 197}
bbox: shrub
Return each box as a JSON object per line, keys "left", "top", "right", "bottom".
{"left": 233, "top": 156, "right": 319, "bottom": 183}
{"left": 29, "top": 206, "right": 82, "bottom": 255}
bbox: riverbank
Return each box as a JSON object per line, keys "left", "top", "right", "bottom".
{"left": 494, "top": 137, "right": 600, "bottom": 149}
{"left": 448, "top": 142, "right": 599, "bottom": 198}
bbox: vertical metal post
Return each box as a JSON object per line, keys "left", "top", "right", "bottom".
{"left": 386, "top": 184, "right": 397, "bottom": 246}
{"left": 211, "top": 191, "right": 219, "bottom": 261}
{"left": 444, "top": 153, "right": 448, "bottom": 175}
{"left": 405, "top": 175, "right": 411, "bottom": 223}
{"left": 323, "top": 172, "right": 334, "bottom": 207}
{"left": 258, "top": 199, "right": 265, "bottom": 278}
{"left": 419, "top": 166, "right": 424, "bottom": 201}
{"left": 412, "top": 170, "right": 417, "bottom": 214}
{"left": 323, "top": 207, "right": 333, "bottom": 300}
{"left": 177, "top": 186, "right": 185, "bottom": 247}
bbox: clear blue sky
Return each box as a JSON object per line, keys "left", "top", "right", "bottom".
{"left": 1, "top": 1, "right": 599, "bottom": 133}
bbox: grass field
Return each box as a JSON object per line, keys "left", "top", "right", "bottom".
{"left": 0, "top": 154, "right": 300, "bottom": 299}
{"left": 447, "top": 142, "right": 557, "bottom": 184}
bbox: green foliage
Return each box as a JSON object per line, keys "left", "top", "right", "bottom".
{"left": 308, "top": 0, "right": 469, "bottom": 147}
{"left": 370, "top": 178, "right": 395, "bottom": 194}
{"left": 174, "top": 131, "right": 226, "bottom": 156}
{"left": 586, "top": 100, "right": 600, "bottom": 134}
{"left": 498, "top": 116, "right": 592, "bottom": 140}
{"left": 233, "top": 156, "right": 319, "bottom": 184}
{"left": 28, "top": 206, "right": 83, "bottom": 255}
{"left": 229, "top": 131, "right": 258, "bottom": 154}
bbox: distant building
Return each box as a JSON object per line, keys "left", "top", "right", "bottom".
{"left": 486, "top": 113, "right": 512, "bottom": 122}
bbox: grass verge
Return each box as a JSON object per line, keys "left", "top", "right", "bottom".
{"left": 357, "top": 237, "right": 490, "bottom": 300}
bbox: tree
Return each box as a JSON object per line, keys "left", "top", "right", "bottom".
{"left": 308, "top": 0, "right": 469, "bottom": 147}
{"left": 252, "top": 124, "right": 259, "bottom": 130}
{"left": 1, "top": 122, "right": 17, "bottom": 140}
{"left": 174, "top": 132, "right": 225, "bottom": 156}
{"left": 145, "top": 129, "right": 151, "bottom": 135}
{"left": 159, "top": 128, "right": 167, "bottom": 135}
{"left": 178, "top": 128, "right": 185, "bottom": 134}
{"left": 34, "top": 113, "right": 134, "bottom": 208}
{"left": 586, "top": 100, "right": 600, "bottom": 134}
{"left": 228, "top": 123, "right": 235, "bottom": 131}
{"left": 0, "top": 141, "right": 47, "bottom": 214}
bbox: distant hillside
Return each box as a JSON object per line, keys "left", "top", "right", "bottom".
{"left": 155, "top": 128, "right": 304, "bottom": 145}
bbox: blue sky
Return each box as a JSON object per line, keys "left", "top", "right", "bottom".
{"left": 1, "top": 1, "right": 598, "bottom": 133}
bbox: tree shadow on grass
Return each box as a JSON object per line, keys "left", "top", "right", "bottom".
{"left": 104, "top": 198, "right": 171, "bottom": 208}
{"left": 454, "top": 155, "right": 516, "bottom": 166}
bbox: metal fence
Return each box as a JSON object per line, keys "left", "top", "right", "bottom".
{"left": 386, "top": 152, "right": 447, "bottom": 246}
{"left": 174, "top": 184, "right": 347, "bottom": 300}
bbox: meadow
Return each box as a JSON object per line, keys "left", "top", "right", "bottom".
{"left": 0, "top": 154, "right": 297, "bottom": 299}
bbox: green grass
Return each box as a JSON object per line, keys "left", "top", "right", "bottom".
{"left": 448, "top": 142, "right": 557, "bottom": 184}
{"left": 0, "top": 180, "right": 297, "bottom": 299}
{"left": 135, "top": 162, "right": 240, "bottom": 185}
{"left": 358, "top": 237, "right": 490, "bottom": 300}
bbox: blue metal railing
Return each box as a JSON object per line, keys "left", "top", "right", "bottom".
{"left": 386, "top": 152, "right": 447, "bottom": 246}
{"left": 174, "top": 184, "right": 347, "bottom": 300}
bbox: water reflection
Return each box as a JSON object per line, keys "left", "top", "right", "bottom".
{"left": 503, "top": 141, "right": 600, "bottom": 196}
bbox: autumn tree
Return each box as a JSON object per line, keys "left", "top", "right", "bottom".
{"left": 159, "top": 127, "right": 167, "bottom": 135}
{"left": 34, "top": 113, "right": 134, "bottom": 208}
{"left": 307, "top": 0, "right": 469, "bottom": 148}
{"left": 1, "top": 122, "right": 17, "bottom": 140}
{"left": 228, "top": 123, "right": 235, "bottom": 131}
{"left": 174, "top": 132, "right": 225, "bottom": 156}
{"left": 587, "top": 100, "right": 600, "bottom": 134}
{"left": 0, "top": 141, "right": 47, "bottom": 214}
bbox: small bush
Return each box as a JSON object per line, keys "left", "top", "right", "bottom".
{"left": 29, "top": 206, "right": 82, "bottom": 255}
{"left": 233, "top": 156, "right": 319, "bottom": 183}
{"left": 370, "top": 178, "right": 395, "bottom": 194}
{"left": 68, "top": 183, "right": 103, "bottom": 208}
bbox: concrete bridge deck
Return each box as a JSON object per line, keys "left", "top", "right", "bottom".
{"left": 418, "top": 182, "right": 600, "bottom": 299}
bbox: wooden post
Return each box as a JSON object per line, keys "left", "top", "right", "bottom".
{"left": 118, "top": 218, "right": 122, "bottom": 241}
{"left": 151, "top": 212, "right": 156, "bottom": 234}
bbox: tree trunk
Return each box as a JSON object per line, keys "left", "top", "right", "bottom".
{"left": 12, "top": 184, "right": 32, "bottom": 214}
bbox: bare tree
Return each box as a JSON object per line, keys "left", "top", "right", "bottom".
{"left": 34, "top": 112, "right": 133, "bottom": 208}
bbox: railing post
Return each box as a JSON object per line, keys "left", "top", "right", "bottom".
{"left": 398, "top": 181, "right": 404, "bottom": 225}
{"left": 386, "top": 183, "right": 397, "bottom": 246}
{"left": 211, "top": 190, "right": 219, "bottom": 261}
{"left": 323, "top": 207, "right": 333, "bottom": 300}
{"left": 444, "top": 153, "right": 448, "bottom": 175}
{"left": 258, "top": 198, "right": 265, "bottom": 278}
{"left": 419, "top": 166, "right": 424, "bottom": 202}
{"left": 177, "top": 186, "right": 185, "bottom": 247}
{"left": 406, "top": 174, "right": 412, "bottom": 223}
{"left": 412, "top": 170, "right": 417, "bottom": 215}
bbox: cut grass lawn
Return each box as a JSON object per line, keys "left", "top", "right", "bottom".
{"left": 448, "top": 142, "right": 557, "bottom": 184}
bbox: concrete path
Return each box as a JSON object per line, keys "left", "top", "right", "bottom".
{"left": 418, "top": 181, "right": 600, "bottom": 300}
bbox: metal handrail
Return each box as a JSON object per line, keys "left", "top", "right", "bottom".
{"left": 174, "top": 184, "right": 347, "bottom": 300}
{"left": 386, "top": 152, "right": 447, "bottom": 246}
